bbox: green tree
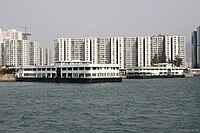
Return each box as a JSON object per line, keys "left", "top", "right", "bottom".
{"left": 151, "top": 54, "right": 159, "bottom": 64}
{"left": 152, "top": 53, "right": 167, "bottom": 65}
{"left": 173, "top": 55, "right": 182, "bottom": 67}
{"left": 159, "top": 53, "right": 167, "bottom": 63}
{"left": 0, "top": 68, "right": 16, "bottom": 74}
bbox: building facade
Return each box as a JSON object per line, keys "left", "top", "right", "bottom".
{"left": 0, "top": 29, "right": 52, "bottom": 67}
{"left": 192, "top": 31, "right": 197, "bottom": 68}
{"left": 198, "top": 26, "right": 200, "bottom": 67}
{"left": 124, "top": 37, "right": 137, "bottom": 67}
{"left": 54, "top": 37, "right": 126, "bottom": 68}
{"left": 1, "top": 28, "right": 186, "bottom": 68}
{"left": 151, "top": 35, "right": 186, "bottom": 67}
{"left": 191, "top": 26, "right": 200, "bottom": 68}
{"left": 54, "top": 35, "right": 186, "bottom": 68}
{"left": 29, "top": 41, "right": 41, "bottom": 66}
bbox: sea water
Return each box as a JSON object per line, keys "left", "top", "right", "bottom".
{"left": 0, "top": 77, "right": 200, "bottom": 133}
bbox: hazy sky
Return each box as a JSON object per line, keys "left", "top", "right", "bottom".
{"left": 0, "top": 0, "right": 200, "bottom": 48}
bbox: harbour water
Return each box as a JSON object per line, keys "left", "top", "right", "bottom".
{"left": 0, "top": 77, "right": 200, "bottom": 133}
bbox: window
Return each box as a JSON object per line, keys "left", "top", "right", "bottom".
{"left": 111, "top": 73, "right": 115, "bottom": 76}
{"left": 85, "top": 73, "right": 91, "bottom": 77}
{"left": 107, "top": 73, "right": 111, "bottom": 76}
{"left": 79, "top": 67, "right": 84, "bottom": 70}
{"left": 62, "top": 73, "right": 66, "bottom": 78}
{"left": 73, "top": 67, "right": 78, "bottom": 70}
{"left": 85, "top": 67, "right": 90, "bottom": 70}
{"left": 47, "top": 73, "right": 51, "bottom": 78}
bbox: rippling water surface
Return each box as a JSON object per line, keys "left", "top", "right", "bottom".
{"left": 0, "top": 77, "right": 200, "bottom": 133}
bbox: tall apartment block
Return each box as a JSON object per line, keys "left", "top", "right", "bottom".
{"left": 151, "top": 35, "right": 185, "bottom": 67}
{"left": 54, "top": 35, "right": 185, "bottom": 68}
{"left": 0, "top": 28, "right": 53, "bottom": 67}
{"left": 0, "top": 29, "right": 25, "bottom": 66}
{"left": 54, "top": 37, "right": 125, "bottom": 68}
{"left": 137, "top": 36, "right": 151, "bottom": 67}
{"left": 40, "top": 47, "right": 53, "bottom": 65}
{"left": 192, "top": 26, "right": 200, "bottom": 68}
{"left": 0, "top": 29, "right": 22, "bottom": 40}
{"left": 0, "top": 29, "right": 2, "bottom": 66}
{"left": 29, "top": 41, "right": 41, "bottom": 66}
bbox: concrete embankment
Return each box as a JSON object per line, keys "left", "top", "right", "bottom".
{"left": 0, "top": 74, "right": 16, "bottom": 82}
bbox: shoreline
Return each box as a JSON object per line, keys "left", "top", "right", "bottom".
{"left": 0, "top": 74, "right": 16, "bottom": 82}
{"left": 0, "top": 74, "right": 197, "bottom": 83}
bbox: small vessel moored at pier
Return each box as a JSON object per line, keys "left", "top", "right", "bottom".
{"left": 126, "top": 63, "right": 185, "bottom": 79}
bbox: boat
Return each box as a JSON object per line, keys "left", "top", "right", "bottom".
{"left": 190, "top": 68, "right": 200, "bottom": 76}
{"left": 126, "top": 63, "right": 185, "bottom": 79}
{"left": 16, "top": 60, "right": 122, "bottom": 83}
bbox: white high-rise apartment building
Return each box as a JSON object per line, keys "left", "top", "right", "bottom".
{"left": 45, "top": 48, "right": 54, "bottom": 65}
{"left": 110, "top": 37, "right": 124, "bottom": 68}
{"left": 124, "top": 37, "right": 137, "bottom": 67}
{"left": 84, "top": 37, "right": 92, "bottom": 62}
{"left": 29, "top": 42, "right": 41, "bottom": 66}
{"left": 40, "top": 47, "right": 46, "bottom": 66}
{"left": 144, "top": 37, "right": 151, "bottom": 66}
{"left": 21, "top": 40, "right": 31, "bottom": 66}
{"left": 151, "top": 35, "right": 164, "bottom": 60}
{"left": 151, "top": 35, "right": 186, "bottom": 67}
{"left": 2, "top": 39, "right": 42, "bottom": 67}
{"left": 171, "top": 36, "right": 179, "bottom": 61}
{"left": 54, "top": 37, "right": 125, "bottom": 68}
{"left": 174, "top": 36, "right": 185, "bottom": 67}
{"left": 0, "top": 29, "right": 23, "bottom": 66}
{"left": 2, "top": 40, "right": 30, "bottom": 67}
{"left": 39, "top": 47, "right": 53, "bottom": 66}
{"left": 164, "top": 35, "right": 172, "bottom": 62}
{"left": 96, "top": 37, "right": 111, "bottom": 64}
{"left": 179, "top": 36, "right": 186, "bottom": 67}
{"left": 71, "top": 38, "right": 85, "bottom": 61}
{"left": 54, "top": 38, "right": 72, "bottom": 61}
{"left": 54, "top": 35, "right": 186, "bottom": 68}
{"left": 124, "top": 37, "right": 151, "bottom": 67}
{"left": 0, "top": 28, "right": 53, "bottom": 67}
{"left": 137, "top": 37, "right": 144, "bottom": 66}
{"left": 0, "top": 29, "right": 22, "bottom": 40}
{"left": 54, "top": 38, "right": 86, "bottom": 62}
{"left": 136, "top": 37, "right": 151, "bottom": 67}
{"left": 116, "top": 37, "right": 124, "bottom": 68}
{"left": 90, "top": 37, "right": 98, "bottom": 64}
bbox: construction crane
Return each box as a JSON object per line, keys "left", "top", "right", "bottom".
{"left": 17, "top": 26, "right": 28, "bottom": 33}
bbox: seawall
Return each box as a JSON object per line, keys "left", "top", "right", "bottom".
{"left": 0, "top": 74, "right": 16, "bottom": 82}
